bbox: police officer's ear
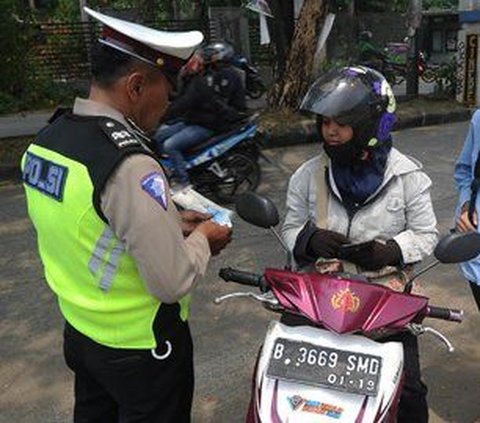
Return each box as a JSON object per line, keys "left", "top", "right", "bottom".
{"left": 126, "top": 72, "right": 146, "bottom": 102}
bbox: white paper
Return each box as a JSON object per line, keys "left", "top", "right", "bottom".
{"left": 259, "top": 14, "right": 270, "bottom": 45}
{"left": 246, "top": 0, "right": 273, "bottom": 17}
{"left": 171, "top": 186, "right": 234, "bottom": 227}
{"left": 315, "top": 13, "right": 335, "bottom": 56}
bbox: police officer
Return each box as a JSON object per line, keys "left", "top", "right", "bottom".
{"left": 21, "top": 7, "right": 231, "bottom": 423}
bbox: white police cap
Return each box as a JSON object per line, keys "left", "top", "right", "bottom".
{"left": 84, "top": 7, "right": 204, "bottom": 74}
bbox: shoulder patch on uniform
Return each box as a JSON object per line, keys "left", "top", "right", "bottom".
{"left": 98, "top": 119, "right": 141, "bottom": 149}
{"left": 141, "top": 172, "right": 168, "bottom": 210}
{"left": 22, "top": 152, "right": 68, "bottom": 201}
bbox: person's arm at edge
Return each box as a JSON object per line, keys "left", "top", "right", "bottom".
{"left": 455, "top": 116, "right": 476, "bottom": 215}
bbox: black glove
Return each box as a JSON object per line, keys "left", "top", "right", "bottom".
{"left": 306, "top": 229, "right": 350, "bottom": 259}
{"left": 346, "top": 239, "right": 402, "bottom": 271}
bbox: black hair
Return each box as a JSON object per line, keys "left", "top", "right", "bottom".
{"left": 90, "top": 42, "right": 138, "bottom": 88}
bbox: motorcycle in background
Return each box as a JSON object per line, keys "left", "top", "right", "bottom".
{"left": 214, "top": 192, "right": 480, "bottom": 422}
{"left": 158, "top": 115, "right": 263, "bottom": 204}
{"left": 378, "top": 50, "right": 429, "bottom": 86}
{"left": 233, "top": 55, "right": 267, "bottom": 100}
{"left": 360, "top": 37, "right": 430, "bottom": 86}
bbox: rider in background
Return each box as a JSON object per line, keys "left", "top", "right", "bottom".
{"left": 154, "top": 41, "right": 247, "bottom": 187}
{"left": 281, "top": 66, "right": 438, "bottom": 422}
{"left": 358, "top": 30, "right": 388, "bottom": 70}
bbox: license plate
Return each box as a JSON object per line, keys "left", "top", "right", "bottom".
{"left": 266, "top": 338, "right": 382, "bottom": 396}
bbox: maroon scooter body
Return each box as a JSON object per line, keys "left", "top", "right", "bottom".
{"left": 245, "top": 268, "right": 429, "bottom": 423}
{"left": 263, "top": 268, "right": 429, "bottom": 334}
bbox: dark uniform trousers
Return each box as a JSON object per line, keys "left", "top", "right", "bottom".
{"left": 63, "top": 304, "right": 194, "bottom": 423}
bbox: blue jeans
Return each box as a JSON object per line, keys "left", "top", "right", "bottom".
{"left": 154, "top": 121, "right": 213, "bottom": 183}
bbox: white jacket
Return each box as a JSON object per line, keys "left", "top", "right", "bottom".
{"left": 281, "top": 147, "right": 438, "bottom": 264}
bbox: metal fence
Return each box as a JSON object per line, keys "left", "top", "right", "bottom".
{"left": 27, "top": 17, "right": 272, "bottom": 82}
{"left": 29, "top": 21, "right": 96, "bottom": 80}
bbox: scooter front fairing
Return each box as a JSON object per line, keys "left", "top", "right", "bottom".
{"left": 264, "top": 269, "right": 429, "bottom": 334}
{"left": 252, "top": 321, "right": 403, "bottom": 423}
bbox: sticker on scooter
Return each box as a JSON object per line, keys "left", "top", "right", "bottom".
{"left": 288, "top": 395, "right": 344, "bottom": 418}
{"left": 267, "top": 338, "right": 382, "bottom": 396}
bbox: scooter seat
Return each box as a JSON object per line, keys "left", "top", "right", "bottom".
{"left": 184, "top": 120, "right": 254, "bottom": 156}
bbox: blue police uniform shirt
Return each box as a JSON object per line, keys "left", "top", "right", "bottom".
{"left": 454, "top": 109, "right": 480, "bottom": 285}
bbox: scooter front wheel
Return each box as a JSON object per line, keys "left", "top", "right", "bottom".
{"left": 212, "top": 152, "right": 261, "bottom": 204}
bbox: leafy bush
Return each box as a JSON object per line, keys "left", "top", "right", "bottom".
{"left": 0, "top": 0, "right": 35, "bottom": 111}
{"left": 0, "top": 0, "right": 89, "bottom": 114}
{"left": 432, "top": 58, "right": 458, "bottom": 99}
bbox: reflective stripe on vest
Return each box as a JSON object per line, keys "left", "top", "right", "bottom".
{"left": 88, "top": 227, "right": 126, "bottom": 292}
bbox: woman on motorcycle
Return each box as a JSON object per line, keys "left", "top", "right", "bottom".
{"left": 281, "top": 66, "right": 438, "bottom": 422}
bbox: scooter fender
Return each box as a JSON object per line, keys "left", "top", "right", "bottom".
{"left": 186, "top": 124, "right": 257, "bottom": 169}
{"left": 253, "top": 321, "right": 404, "bottom": 423}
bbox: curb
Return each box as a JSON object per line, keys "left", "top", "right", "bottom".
{"left": 0, "top": 109, "right": 474, "bottom": 184}
{"left": 395, "top": 109, "right": 473, "bottom": 130}
{"left": 261, "top": 109, "right": 473, "bottom": 149}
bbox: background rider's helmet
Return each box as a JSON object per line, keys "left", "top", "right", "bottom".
{"left": 201, "top": 41, "right": 235, "bottom": 65}
{"left": 300, "top": 65, "right": 396, "bottom": 149}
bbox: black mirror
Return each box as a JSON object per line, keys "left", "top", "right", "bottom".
{"left": 434, "top": 232, "right": 480, "bottom": 263}
{"left": 235, "top": 192, "right": 279, "bottom": 229}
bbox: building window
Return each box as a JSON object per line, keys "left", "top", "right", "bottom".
{"left": 432, "top": 30, "right": 444, "bottom": 53}
{"left": 446, "top": 30, "right": 457, "bottom": 51}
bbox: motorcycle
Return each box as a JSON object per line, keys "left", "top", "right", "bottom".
{"left": 214, "top": 192, "right": 480, "bottom": 422}
{"left": 379, "top": 50, "right": 429, "bottom": 86}
{"left": 360, "top": 36, "right": 429, "bottom": 87}
{"left": 158, "top": 115, "right": 263, "bottom": 203}
{"left": 233, "top": 55, "right": 267, "bottom": 100}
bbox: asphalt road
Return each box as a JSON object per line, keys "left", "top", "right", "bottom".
{"left": 1, "top": 121, "right": 479, "bottom": 423}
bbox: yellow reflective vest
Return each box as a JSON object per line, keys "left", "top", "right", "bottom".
{"left": 21, "top": 113, "right": 190, "bottom": 348}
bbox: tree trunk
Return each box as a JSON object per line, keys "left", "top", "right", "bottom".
{"left": 172, "top": 0, "right": 180, "bottom": 20}
{"left": 268, "top": 0, "right": 329, "bottom": 110}
{"left": 406, "top": 0, "right": 422, "bottom": 97}
{"left": 191, "top": 0, "right": 202, "bottom": 20}
{"left": 267, "top": 0, "right": 290, "bottom": 77}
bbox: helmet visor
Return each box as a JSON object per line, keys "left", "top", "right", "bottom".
{"left": 300, "top": 70, "right": 374, "bottom": 127}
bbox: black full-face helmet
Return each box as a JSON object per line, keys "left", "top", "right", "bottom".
{"left": 201, "top": 41, "right": 235, "bottom": 65}
{"left": 300, "top": 65, "right": 397, "bottom": 150}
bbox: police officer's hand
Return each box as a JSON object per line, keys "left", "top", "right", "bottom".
{"left": 456, "top": 202, "right": 477, "bottom": 233}
{"left": 179, "top": 210, "right": 212, "bottom": 237}
{"left": 307, "top": 229, "right": 350, "bottom": 259}
{"left": 196, "top": 221, "right": 232, "bottom": 256}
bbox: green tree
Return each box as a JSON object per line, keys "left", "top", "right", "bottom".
{"left": 0, "top": 0, "right": 35, "bottom": 112}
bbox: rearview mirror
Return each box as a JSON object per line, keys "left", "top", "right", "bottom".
{"left": 434, "top": 231, "right": 480, "bottom": 263}
{"left": 235, "top": 192, "right": 279, "bottom": 229}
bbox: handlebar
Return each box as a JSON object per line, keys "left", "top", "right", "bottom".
{"left": 426, "top": 306, "right": 463, "bottom": 323}
{"left": 218, "top": 267, "right": 268, "bottom": 292}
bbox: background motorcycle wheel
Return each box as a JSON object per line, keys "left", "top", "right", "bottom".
{"left": 421, "top": 68, "right": 436, "bottom": 83}
{"left": 246, "top": 80, "right": 266, "bottom": 99}
{"left": 212, "top": 152, "right": 261, "bottom": 203}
